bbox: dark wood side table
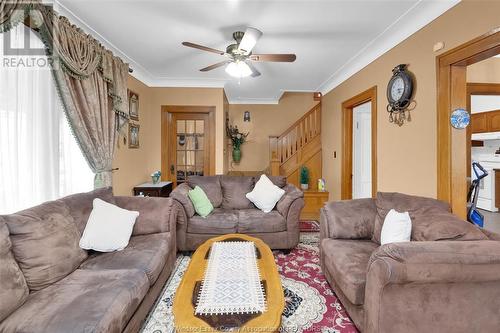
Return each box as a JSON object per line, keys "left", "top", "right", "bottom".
{"left": 133, "top": 181, "right": 173, "bottom": 197}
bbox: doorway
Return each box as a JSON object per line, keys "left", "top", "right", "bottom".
{"left": 161, "top": 106, "right": 215, "bottom": 187}
{"left": 341, "top": 86, "right": 377, "bottom": 199}
{"left": 352, "top": 102, "right": 372, "bottom": 198}
{"left": 437, "top": 28, "right": 500, "bottom": 218}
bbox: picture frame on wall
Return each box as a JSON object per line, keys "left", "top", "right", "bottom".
{"left": 129, "top": 90, "right": 139, "bottom": 121}
{"left": 129, "top": 123, "right": 140, "bottom": 148}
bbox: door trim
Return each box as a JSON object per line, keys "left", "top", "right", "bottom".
{"left": 437, "top": 28, "right": 500, "bottom": 218}
{"left": 161, "top": 106, "right": 216, "bottom": 183}
{"left": 341, "top": 86, "right": 378, "bottom": 199}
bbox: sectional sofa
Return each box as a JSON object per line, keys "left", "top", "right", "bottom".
{"left": 0, "top": 188, "right": 178, "bottom": 333}
{"left": 170, "top": 175, "right": 305, "bottom": 251}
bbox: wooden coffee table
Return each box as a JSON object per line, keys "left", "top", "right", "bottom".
{"left": 173, "top": 234, "right": 285, "bottom": 332}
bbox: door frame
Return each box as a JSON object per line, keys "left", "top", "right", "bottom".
{"left": 161, "top": 105, "right": 216, "bottom": 184}
{"left": 341, "top": 86, "right": 378, "bottom": 199}
{"left": 437, "top": 28, "right": 500, "bottom": 218}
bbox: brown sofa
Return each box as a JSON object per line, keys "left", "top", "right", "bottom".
{"left": 0, "top": 187, "right": 178, "bottom": 333}
{"left": 171, "top": 175, "right": 304, "bottom": 251}
{"left": 320, "top": 192, "right": 500, "bottom": 333}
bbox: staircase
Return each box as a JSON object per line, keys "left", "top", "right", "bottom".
{"left": 268, "top": 103, "right": 322, "bottom": 190}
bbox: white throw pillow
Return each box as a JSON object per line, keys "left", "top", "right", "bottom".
{"left": 380, "top": 209, "right": 412, "bottom": 245}
{"left": 79, "top": 198, "right": 139, "bottom": 252}
{"left": 246, "top": 174, "right": 285, "bottom": 213}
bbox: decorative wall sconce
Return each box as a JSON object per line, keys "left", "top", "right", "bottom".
{"left": 243, "top": 111, "right": 251, "bottom": 122}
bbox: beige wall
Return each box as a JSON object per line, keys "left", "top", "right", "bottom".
{"left": 113, "top": 77, "right": 225, "bottom": 195}
{"left": 228, "top": 92, "right": 318, "bottom": 172}
{"left": 113, "top": 76, "right": 152, "bottom": 195}
{"left": 467, "top": 56, "right": 500, "bottom": 83}
{"left": 322, "top": 0, "right": 500, "bottom": 201}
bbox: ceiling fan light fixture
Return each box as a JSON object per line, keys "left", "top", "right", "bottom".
{"left": 225, "top": 61, "right": 252, "bottom": 78}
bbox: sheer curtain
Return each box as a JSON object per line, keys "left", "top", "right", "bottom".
{"left": 0, "top": 24, "right": 94, "bottom": 214}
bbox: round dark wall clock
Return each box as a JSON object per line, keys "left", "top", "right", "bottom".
{"left": 386, "top": 64, "right": 415, "bottom": 126}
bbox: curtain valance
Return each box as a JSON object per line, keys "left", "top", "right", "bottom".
{"left": 1, "top": 1, "right": 131, "bottom": 188}
{"left": 0, "top": 0, "right": 33, "bottom": 32}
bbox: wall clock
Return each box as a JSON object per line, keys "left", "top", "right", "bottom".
{"left": 387, "top": 64, "right": 414, "bottom": 126}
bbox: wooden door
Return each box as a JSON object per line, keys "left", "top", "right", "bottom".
{"left": 163, "top": 110, "right": 213, "bottom": 187}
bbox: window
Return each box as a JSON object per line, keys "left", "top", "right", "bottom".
{"left": 0, "top": 25, "right": 94, "bottom": 214}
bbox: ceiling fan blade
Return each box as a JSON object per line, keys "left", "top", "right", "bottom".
{"left": 200, "top": 60, "right": 230, "bottom": 72}
{"left": 238, "top": 27, "right": 263, "bottom": 55}
{"left": 249, "top": 54, "right": 297, "bottom": 62}
{"left": 182, "top": 42, "right": 225, "bottom": 55}
{"left": 246, "top": 62, "right": 261, "bottom": 77}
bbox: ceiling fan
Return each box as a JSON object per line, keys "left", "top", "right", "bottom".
{"left": 182, "top": 27, "right": 296, "bottom": 78}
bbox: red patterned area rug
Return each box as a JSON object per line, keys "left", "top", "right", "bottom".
{"left": 299, "top": 220, "right": 321, "bottom": 232}
{"left": 141, "top": 233, "right": 359, "bottom": 333}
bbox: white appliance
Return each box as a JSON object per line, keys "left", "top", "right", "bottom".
{"left": 472, "top": 158, "right": 500, "bottom": 212}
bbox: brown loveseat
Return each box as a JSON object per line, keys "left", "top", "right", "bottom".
{"left": 320, "top": 192, "right": 500, "bottom": 333}
{"left": 0, "top": 187, "right": 178, "bottom": 333}
{"left": 171, "top": 175, "right": 304, "bottom": 251}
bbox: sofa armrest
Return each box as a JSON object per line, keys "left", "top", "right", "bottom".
{"left": 320, "top": 198, "right": 376, "bottom": 241}
{"left": 170, "top": 183, "right": 195, "bottom": 218}
{"left": 364, "top": 240, "right": 500, "bottom": 333}
{"left": 114, "top": 196, "right": 177, "bottom": 236}
{"left": 276, "top": 184, "right": 304, "bottom": 217}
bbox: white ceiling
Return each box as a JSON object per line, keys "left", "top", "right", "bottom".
{"left": 54, "top": 0, "right": 459, "bottom": 104}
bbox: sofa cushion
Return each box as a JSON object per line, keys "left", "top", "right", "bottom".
{"left": 220, "top": 176, "right": 255, "bottom": 209}
{"left": 267, "top": 175, "right": 287, "bottom": 188}
{"left": 0, "top": 221, "right": 29, "bottom": 322}
{"left": 59, "top": 187, "right": 116, "bottom": 234}
{"left": 237, "top": 209, "right": 287, "bottom": 233}
{"left": 246, "top": 175, "right": 285, "bottom": 213}
{"left": 80, "top": 233, "right": 170, "bottom": 285}
{"left": 322, "top": 198, "right": 376, "bottom": 240}
{"left": 0, "top": 269, "right": 149, "bottom": 333}
{"left": 412, "top": 212, "right": 487, "bottom": 241}
{"left": 276, "top": 184, "right": 304, "bottom": 217}
{"left": 79, "top": 198, "right": 139, "bottom": 252}
{"left": 373, "top": 192, "right": 451, "bottom": 244}
{"left": 170, "top": 183, "right": 195, "bottom": 218}
{"left": 2, "top": 201, "right": 88, "bottom": 291}
{"left": 188, "top": 176, "right": 223, "bottom": 208}
{"left": 321, "top": 239, "right": 378, "bottom": 305}
{"left": 187, "top": 209, "right": 238, "bottom": 234}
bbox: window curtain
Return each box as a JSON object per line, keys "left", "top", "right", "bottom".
{"left": 0, "top": 24, "right": 94, "bottom": 214}
{"left": 36, "top": 5, "right": 130, "bottom": 188}
{"left": 0, "top": 2, "right": 131, "bottom": 189}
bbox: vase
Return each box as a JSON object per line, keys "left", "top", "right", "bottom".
{"left": 300, "top": 183, "right": 309, "bottom": 190}
{"left": 232, "top": 147, "right": 241, "bottom": 163}
{"left": 151, "top": 175, "right": 160, "bottom": 184}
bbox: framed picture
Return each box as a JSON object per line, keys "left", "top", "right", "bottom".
{"left": 129, "top": 123, "right": 140, "bottom": 148}
{"left": 129, "top": 90, "right": 139, "bottom": 121}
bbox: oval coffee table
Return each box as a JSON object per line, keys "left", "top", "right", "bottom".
{"left": 173, "top": 233, "right": 285, "bottom": 332}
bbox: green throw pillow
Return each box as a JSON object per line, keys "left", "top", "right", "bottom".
{"left": 188, "top": 186, "right": 214, "bottom": 218}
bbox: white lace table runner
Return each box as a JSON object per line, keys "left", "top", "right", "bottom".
{"left": 195, "top": 241, "right": 266, "bottom": 316}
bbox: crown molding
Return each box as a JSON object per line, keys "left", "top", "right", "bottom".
{"left": 148, "top": 77, "right": 227, "bottom": 88}
{"left": 316, "top": 0, "right": 461, "bottom": 95}
{"left": 227, "top": 90, "right": 286, "bottom": 104}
